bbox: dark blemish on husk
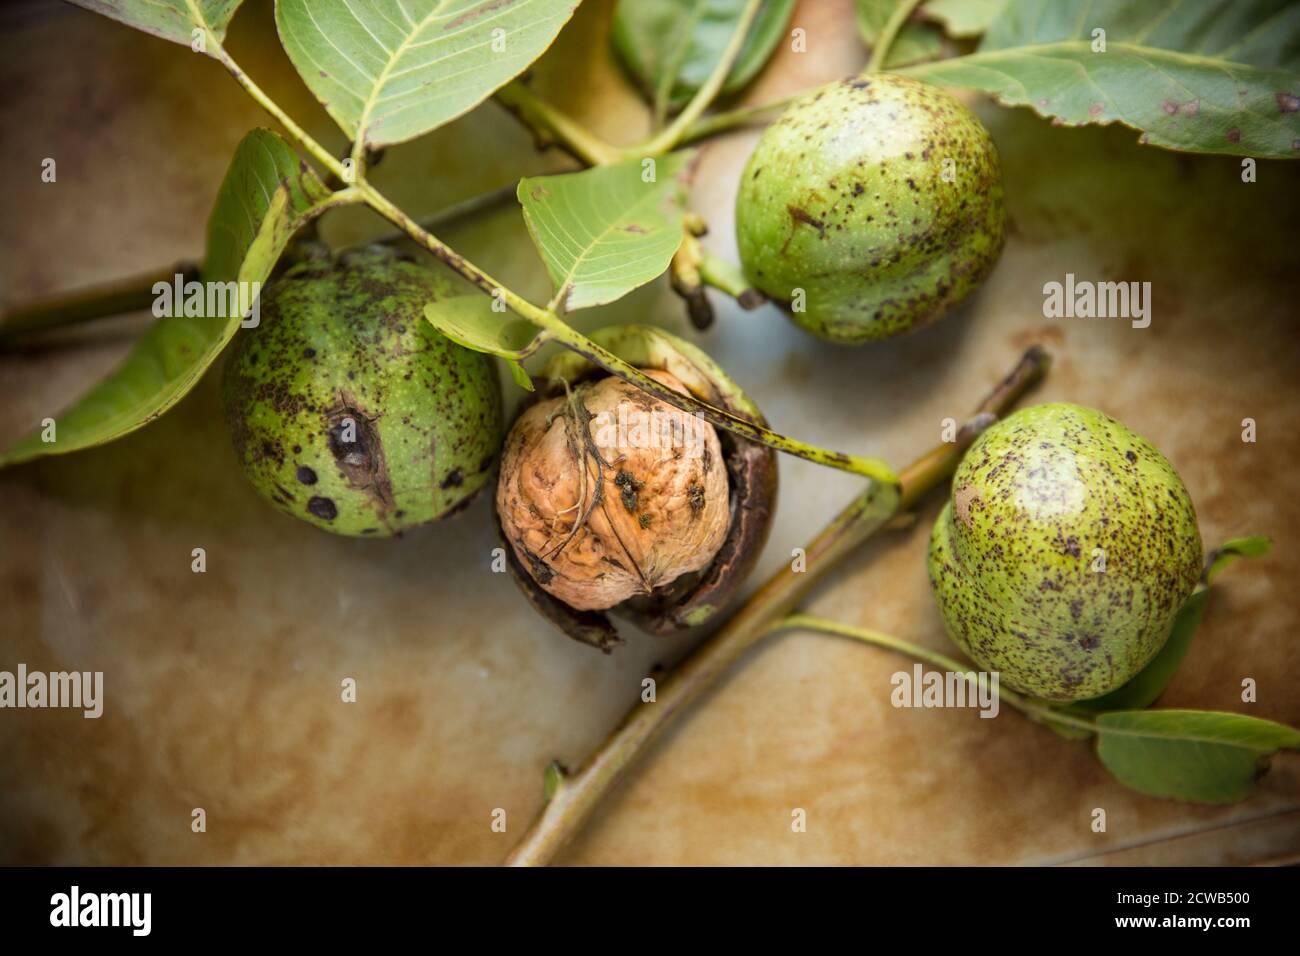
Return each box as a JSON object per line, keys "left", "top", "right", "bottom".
{"left": 297, "top": 466, "right": 318, "bottom": 485}
{"left": 1226, "top": 128, "right": 1241, "bottom": 143}
{"left": 441, "top": 468, "right": 463, "bottom": 489}
{"left": 614, "top": 471, "right": 643, "bottom": 512}
{"left": 325, "top": 395, "right": 395, "bottom": 512}
{"left": 307, "top": 496, "right": 337, "bottom": 520}
{"left": 688, "top": 484, "right": 706, "bottom": 512}
{"left": 787, "top": 205, "right": 826, "bottom": 237}
{"left": 523, "top": 549, "right": 554, "bottom": 585}
{"left": 954, "top": 484, "right": 980, "bottom": 527}
{"left": 1276, "top": 92, "right": 1300, "bottom": 113}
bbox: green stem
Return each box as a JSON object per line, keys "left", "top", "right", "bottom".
{"left": 0, "top": 185, "right": 518, "bottom": 341}
{"left": 357, "top": 178, "right": 899, "bottom": 486}
{"left": 777, "top": 615, "right": 1097, "bottom": 733}
{"left": 494, "top": 0, "right": 776, "bottom": 161}
{"left": 210, "top": 45, "right": 348, "bottom": 184}
{"left": 493, "top": 82, "right": 625, "bottom": 167}
{"left": 0, "top": 263, "right": 200, "bottom": 340}
{"left": 635, "top": 0, "right": 764, "bottom": 157}
{"left": 866, "top": 0, "right": 925, "bottom": 73}
{"left": 678, "top": 92, "right": 801, "bottom": 145}
{"left": 699, "top": 252, "right": 764, "bottom": 309}
{"left": 541, "top": 315, "right": 898, "bottom": 485}
{"left": 501, "top": 346, "right": 1051, "bottom": 866}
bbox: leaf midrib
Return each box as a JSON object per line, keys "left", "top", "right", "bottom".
{"left": 534, "top": 177, "right": 679, "bottom": 308}
{"left": 918, "top": 38, "right": 1291, "bottom": 73}
{"left": 353, "top": 0, "right": 456, "bottom": 146}
{"left": 1096, "top": 712, "right": 1300, "bottom": 749}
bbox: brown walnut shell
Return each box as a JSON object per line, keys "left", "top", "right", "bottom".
{"left": 493, "top": 325, "right": 778, "bottom": 651}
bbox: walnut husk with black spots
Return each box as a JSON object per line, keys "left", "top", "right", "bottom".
{"left": 735, "top": 74, "right": 1005, "bottom": 344}
{"left": 222, "top": 247, "right": 502, "bottom": 537}
{"left": 927, "top": 403, "right": 1202, "bottom": 701}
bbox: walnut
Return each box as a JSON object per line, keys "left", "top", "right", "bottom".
{"left": 497, "top": 370, "right": 730, "bottom": 611}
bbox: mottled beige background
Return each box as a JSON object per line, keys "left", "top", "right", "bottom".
{"left": 1, "top": 0, "right": 1297, "bottom": 866}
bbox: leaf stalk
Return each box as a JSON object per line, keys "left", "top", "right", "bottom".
{"left": 634, "top": 0, "right": 764, "bottom": 157}
{"left": 866, "top": 0, "right": 926, "bottom": 73}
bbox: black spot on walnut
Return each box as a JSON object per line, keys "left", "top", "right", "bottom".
{"left": 307, "top": 496, "right": 337, "bottom": 520}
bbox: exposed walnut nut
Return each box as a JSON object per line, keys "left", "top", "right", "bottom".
{"left": 497, "top": 370, "right": 730, "bottom": 611}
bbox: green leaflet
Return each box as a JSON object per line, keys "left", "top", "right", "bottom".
{"left": 922, "top": 0, "right": 1007, "bottom": 38}
{"left": 611, "top": 0, "right": 796, "bottom": 116}
{"left": 1095, "top": 710, "right": 1300, "bottom": 804}
{"left": 1203, "top": 535, "right": 1273, "bottom": 583}
{"left": 518, "top": 152, "right": 693, "bottom": 312}
{"left": 855, "top": 0, "right": 945, "bottom": 68}
{"left": 68, "top": 0, "right": 245, "bottom": 49}
{"left": 423, "top": 296, "right": 549, "bottom": 391}
{"left": 904, "top": 0, "right": 1300, "bottom": 158}
{"left": 0, "top": 130, "right": 341, "bottom": 467}
{"left": 275, "top": 0, "right": 580, "bottom": 149}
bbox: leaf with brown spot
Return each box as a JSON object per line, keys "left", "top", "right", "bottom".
{"left": 905, "top": 0, "right": 1300, "bottom": 158}
{"left": 518, "top": 152, "right": 693, "bottom": 312}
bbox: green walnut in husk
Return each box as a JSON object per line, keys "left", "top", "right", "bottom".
{"left": 222, "top": 247, "right": 502, "bottom": 537}
{"left": 928, "top": 403, "right": 1203, "bottom": 701}
{"left": 735, "top": 74, "right": 1005, "bottom": 344}
{"left": 495, "top": 326, "right": 778, "bottom": 651}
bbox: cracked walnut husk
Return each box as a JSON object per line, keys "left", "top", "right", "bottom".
{"left": 494, "top": 325, "right": 777, "bottom": 651}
